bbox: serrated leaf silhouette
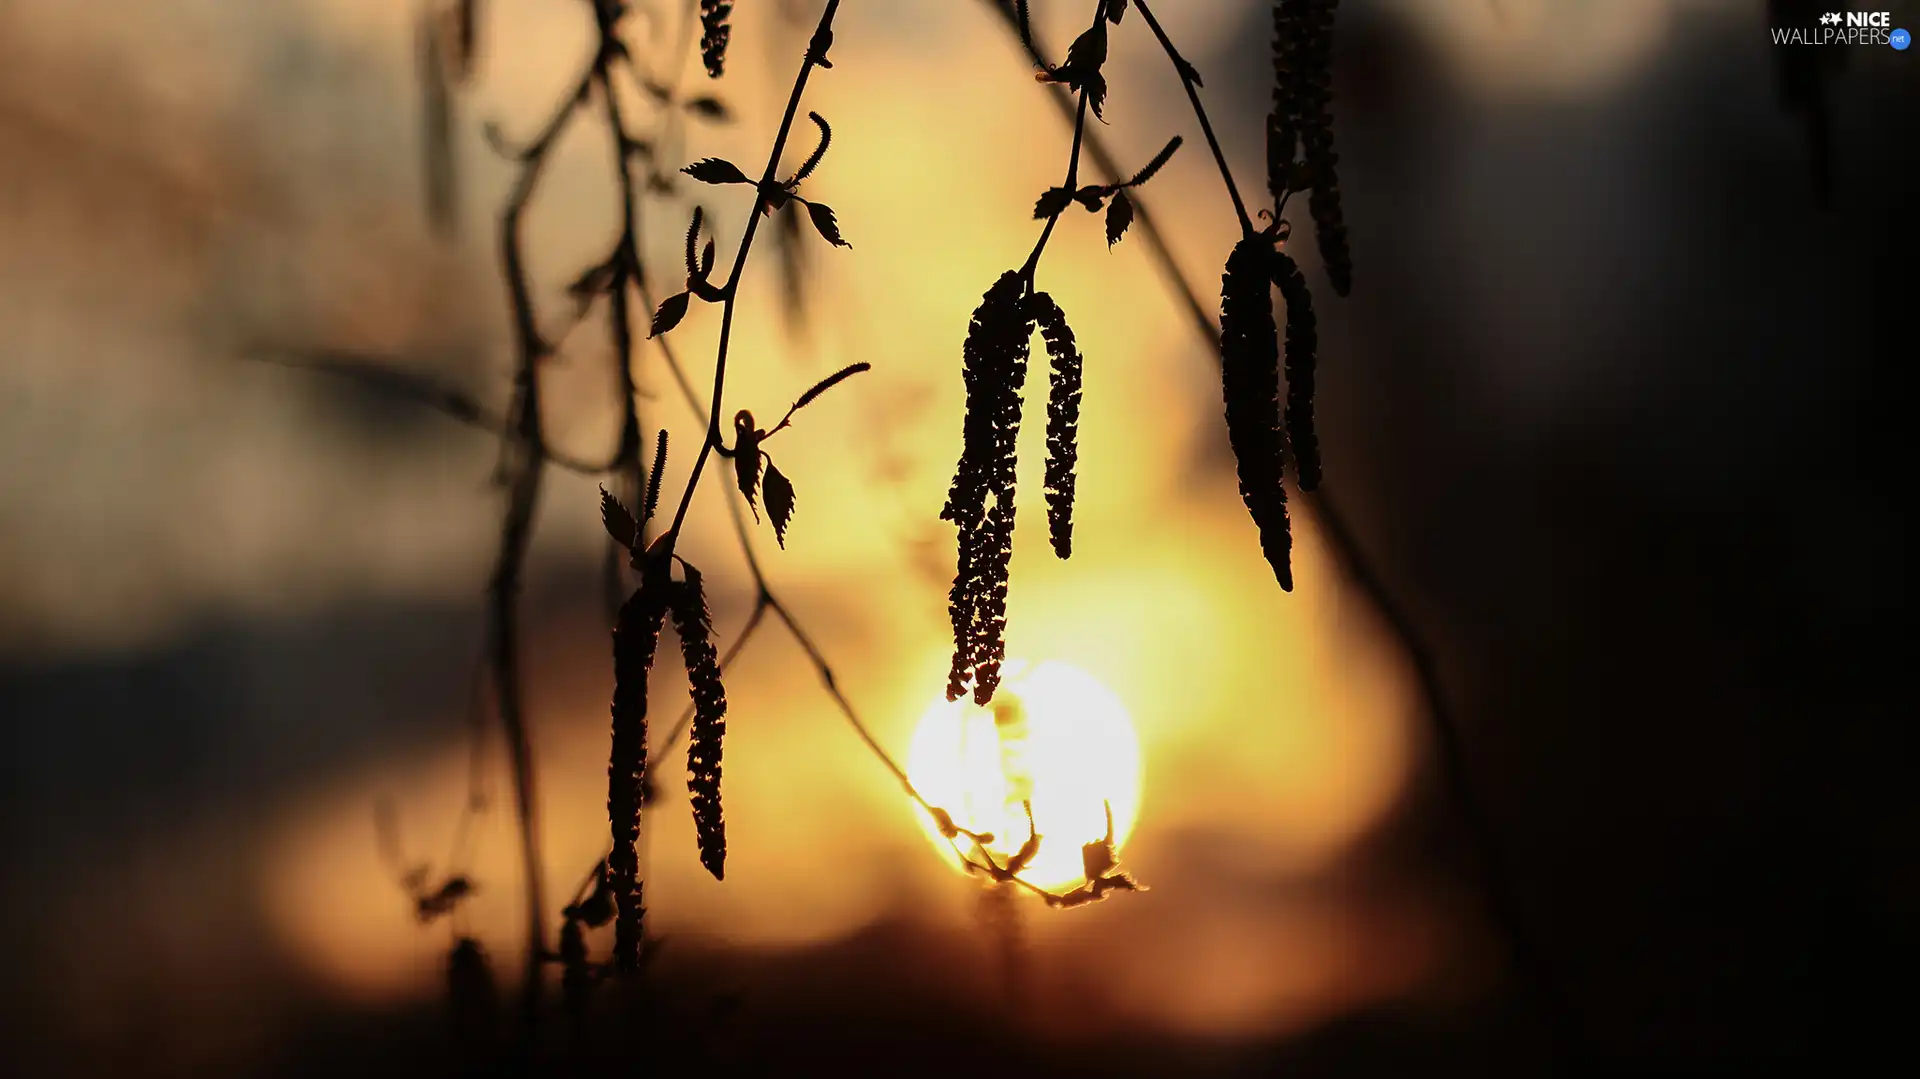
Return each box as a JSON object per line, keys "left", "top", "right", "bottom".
{"left": 763, "top": 459, "right": 796, "bottom": 548}
{"left": 733, "top": 412, "right": 763, "bottom": 521}
{"left": 683, "top": 158, "right": 752, "bottom": 186}
{"left": 1105, "top": 188, "right": 1133, "bottom": 246}
{"left": 649, "top": 291, "right": 691, "bottom": 338}
{"left": 804, "top": 201, "right": 849, "bottom": 247}
{"left": 601, "top": 487, "right": 639, "bottom": 550}
{"left": 1033, "top": 186, "right": 1074, "bottom": 219}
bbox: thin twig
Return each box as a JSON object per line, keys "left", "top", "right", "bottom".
{"left": 1130, "top": 0, "right": 1253, "bottom": 235}
{"left": 592, "top": 0, "right": 650, "bottom": 623}
{"left": 485, "top": 50, "right": 602, "bottom": 1033}
{"left": 661, "top": 2, "right": 843, "bottom": 549}
{"left": 986, "top": 1, "right": 1216, "bottom": 348}
{"left": 250, "top": 349, "right": 614, "bottom": 475}
{"left": 1018, "top": 1, "right": 1106, "bottom": 284}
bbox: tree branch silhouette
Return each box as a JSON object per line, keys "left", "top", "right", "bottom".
{"left": 986, "top": 0, "right": 1576, "bottom": 1068}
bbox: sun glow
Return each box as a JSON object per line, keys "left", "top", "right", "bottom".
{"left": 905, "top": 660, "right": 1142, "bottom": 891}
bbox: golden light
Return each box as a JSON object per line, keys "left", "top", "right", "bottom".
{"left": 905, "top": 659, "right": 1142, "bottom": 891}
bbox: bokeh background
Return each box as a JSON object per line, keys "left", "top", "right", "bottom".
{"left": 2, "top": 0, "right": 1913, "bottom": 1075}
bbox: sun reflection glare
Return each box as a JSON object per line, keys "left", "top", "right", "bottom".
{"left": 905, "top": 660, "right": 1142, "bottom": 890}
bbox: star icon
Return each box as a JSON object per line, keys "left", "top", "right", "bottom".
{"left": 1821, "top": 12, "right": 1842, "bottom": 25}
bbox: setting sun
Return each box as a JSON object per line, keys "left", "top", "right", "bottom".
{"left": 905, "top": 660, "right": 1143, "bottom": 891}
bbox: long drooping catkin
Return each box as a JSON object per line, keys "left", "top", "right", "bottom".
{"left": 1028, "top": 292, "right": 1082, "bottom": 561}
{"left": 1272, "top": 250, "right": 1321, "bottom": 491}
{"left": 1298, "top": 0, "right": 1351, "bottom": 296}
{"left": 944, "top": 272, "right": 1033, "bottom": 703}
{"left": 1219, "top": 237, "right": 1293, "bottom": 591}
{"left": 609, "top": 579, "right": 669, "bottom": 971}
{"left": 1267, "top": 0, "right": 1304, "bottom": 206}
{"left": 673, "top": 567, "right": 729, "bottom": 881}
{"left": 968, "top": 491, "right": 1019, "bottom": 705}
{"left": 698, "top": 1, "right": 733, "bottom": 79}
{"left": 943, "top": 272, "right": 1026, "bottom": 531}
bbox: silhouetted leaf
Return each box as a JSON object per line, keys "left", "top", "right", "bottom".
{"left": 1074, "top": 184, "right": 1108, "bottom": 212}
{"left": 1086, "top": 73, "right": 1109, "bottom": 120}
{"left": 1032, "top": 186, "right": 1074, "bottom": 219}
{"left": 763, "top": 460, "right": 796, "bottom": 548}
{"left": 1108, "top": 0, "right": 1129, "bottom": 24}
{"left": 804, "top": 201, "right": 849, "bottom": 247}
{"left": 1105, "top": 188, "right": 1133, "bottom": 246}
{"left": 1038, "top": 20, "right": 1108, "bottom": 118}
{"left": 649, "top": 291, "right": 691, "bottom": 337}
{"left": 683, "top": 158, "right": 752, "bottom": 186}
{"left": 601, "top": 487, "right": 639, "bottom": 550}
{"left": 733, "top": 413, "right": 763, "bottom": 520}
{"left": 1060, "top": 21, "right": 1108, "bottom": 81}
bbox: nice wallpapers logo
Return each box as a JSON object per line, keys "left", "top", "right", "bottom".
{"left": 1772, "top": 10, "right": 1912, "bottom": 48}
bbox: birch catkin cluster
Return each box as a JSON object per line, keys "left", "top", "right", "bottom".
{"left": 944, "top": 272, "right": 1033, "bottom": 706}
{"left": 945, "top": 0, "right": 1355, "bottom": 690}
{"left": 1270, "top": 0, "right": 1350, "bottom": 298}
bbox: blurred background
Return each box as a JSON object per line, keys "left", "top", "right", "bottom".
{"left": 1, "top": 0, "right": 1913, "bottom": 1075}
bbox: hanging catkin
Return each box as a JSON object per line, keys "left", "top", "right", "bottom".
{"left": 608, "top": 578, "right": 669, "bottom": 971}
{"left": 1272, "top": 250, "right": 1321, "bottom": 491}
{"left": 1267, "top": 0, "right": 1303, "bottom": 206}
{"left": 1219, "top": 238, "right": 1293, "bottom": 591}
{"left": 699, "top": 1, "right": 733, "bottom": 79}
{"left": 1298, "top": 0, "right": 1351, "bottom": 296}
{"left": 943, "top": 271, "right": 1033, "bottom": 704}
{"left": 1028, "top": 292, "right": 1082, "bottom": 561}
{"left": 673, "top": 567, "right": 729, "bottom": 881}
